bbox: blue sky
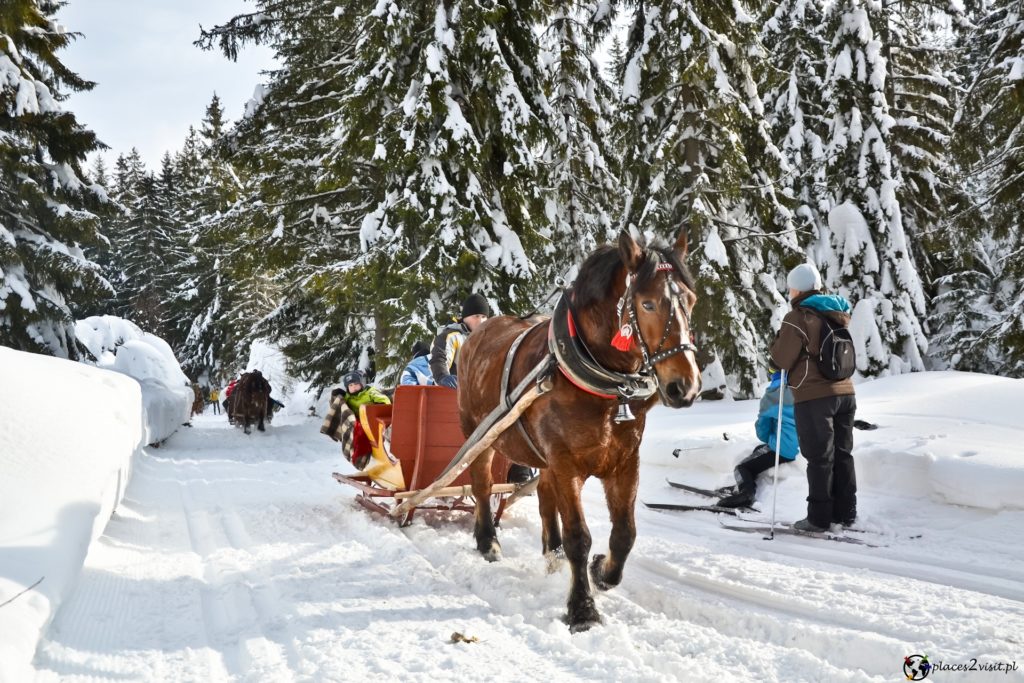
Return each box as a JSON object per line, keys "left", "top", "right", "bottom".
{"left": 58, "top": 1, "right": 276, "bottom": 168}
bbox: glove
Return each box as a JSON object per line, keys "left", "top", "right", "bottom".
{"left": 438, "top": 375, "right": 459, "bottom": 389}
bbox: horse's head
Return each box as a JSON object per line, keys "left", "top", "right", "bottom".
{"left": 617, "top": 228, "right": 701, "bottom": 408}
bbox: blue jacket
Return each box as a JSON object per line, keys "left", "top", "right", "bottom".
{"left": 400, "top": 355, "right": 434, "bottom": 386}
{"left": 754, "top": 372, "right": 799, "bottom": 460}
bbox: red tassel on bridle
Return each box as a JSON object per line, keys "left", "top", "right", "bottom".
{"left": 611, "top": 323, "right": 634, "bottom": 351}
{"left": 612, "top": 273, "right": 636, "bottom": 351}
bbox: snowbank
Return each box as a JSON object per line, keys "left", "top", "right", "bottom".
{"left": 0, "top": 346, "right": 145, "bottom": 682}
{"left": 645, "top": 370, "right": 1024, "bottom": 512}
{"left": 75, "top": 316, "right": 192, "bottom": 444}
{"left": 855, "top": 372, "right": 1024, "bottom": 511}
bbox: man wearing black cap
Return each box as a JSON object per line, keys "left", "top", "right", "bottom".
{"left": 429, "top": 293, "right": 490, "bottom": 389}
{"left": 429, "top": 293, "right": 533, "bottom": 485}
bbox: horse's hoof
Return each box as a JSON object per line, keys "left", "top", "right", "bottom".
{"left": 564, "top": 597, "right": 601, "bottom": 633}
{"left": 589, "top": 554, "right": 616, "bottom": 591}
{"left": 480, "top": 539, "right": 502, "bottom": 562}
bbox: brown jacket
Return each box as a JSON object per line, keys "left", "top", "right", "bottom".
{"left": 770, "top": 292, "right": 855, "bottom": 403}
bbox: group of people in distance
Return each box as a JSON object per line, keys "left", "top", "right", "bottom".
{"left": 717, "top": 262, "right": 858, "bottom": 533}
{"left": 217, "top": 373, "right": 284, "bottom": 424}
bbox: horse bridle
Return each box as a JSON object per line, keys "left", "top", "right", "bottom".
{"left": 618, "top": 257, "right": 698, "bottom": 376}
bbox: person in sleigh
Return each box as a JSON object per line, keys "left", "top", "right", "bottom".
{"left": 320, "top": 370, "right": 390, "bottom": 469}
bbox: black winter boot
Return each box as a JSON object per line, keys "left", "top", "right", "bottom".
{"left": 507, "top": 464, "right": 534, "bottom": 484}
{"left": 717, "top": 486, "right": 755, "bottom": 509}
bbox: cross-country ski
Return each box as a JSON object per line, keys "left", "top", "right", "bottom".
{"left": 643, "top": 501, "right": 756, "bottom": 516}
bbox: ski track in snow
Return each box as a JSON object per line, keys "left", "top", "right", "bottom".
{"left": 32, "top": 412, "right": 1024, "bottom": 682}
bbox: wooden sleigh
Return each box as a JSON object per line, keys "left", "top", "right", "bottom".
{"left": 332, "top": 385, "right": 524, "bottom": 526}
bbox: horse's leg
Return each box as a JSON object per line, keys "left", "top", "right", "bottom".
{"left": 257, "top": 397, "right": 266, "bottom": 432}
{"left": 470, "top": 448, "right": 501, "bottom": 561}
{"left": 590, "top": 458, "right": 639, "bottom": 591}
{"left": 554, "top": 474, "right": 600, "bottom": 632}
{"left": 538, "top": 470, "right": 562, "bottom": 557}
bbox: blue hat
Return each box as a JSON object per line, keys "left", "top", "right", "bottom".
{"left": 342, "top": 371, "right": 364, "bottom": 387}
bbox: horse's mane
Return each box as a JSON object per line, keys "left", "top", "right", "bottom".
{"left": 574, "top": 242, "right": 695, "bottom": 310}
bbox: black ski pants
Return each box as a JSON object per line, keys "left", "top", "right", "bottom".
{"left": 733, "top": 444, "right": 776, "bottom": 492}
{"left": 794, "top": 394, "right": 857, "bottom": 527}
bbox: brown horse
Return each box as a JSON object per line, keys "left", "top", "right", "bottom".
{"left": 232, "top": 370, "right": 272, "bottom": 434}
{"left": 458, "top": 229, "right": 700, "bottom": 632}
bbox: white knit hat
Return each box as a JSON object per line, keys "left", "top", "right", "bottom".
{"left": 787, "top": 263, "right": 822, "bottom": 292}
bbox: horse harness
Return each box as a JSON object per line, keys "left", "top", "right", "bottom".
{"left": 497, "top": 254, "right": 698, "bottom": 459}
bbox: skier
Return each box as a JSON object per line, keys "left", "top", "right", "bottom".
{"left": 770, "top": 263, "right": 857, "bottom": 532}
{"left": 717, "top": 365, "right": 799, "bottom": 508}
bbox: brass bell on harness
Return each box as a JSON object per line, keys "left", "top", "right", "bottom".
{"left": 613, "top": 399, "right": 635, "bottom": 423}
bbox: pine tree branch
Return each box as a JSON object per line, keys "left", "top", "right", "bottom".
{"left": 715, "top": 221, "right": 812, "bottom": 242}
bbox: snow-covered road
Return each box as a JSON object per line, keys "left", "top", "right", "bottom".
{"left": 31, "top": 378, "right": 1024, "bottom": 682}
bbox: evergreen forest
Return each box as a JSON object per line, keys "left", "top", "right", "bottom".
{"left": 2, "top": 0, "right": 1022, "bottom": 395}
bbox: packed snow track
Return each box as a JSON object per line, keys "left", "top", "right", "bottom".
{"left": 32, "top": 383, "right": 1024, "bottom": 681}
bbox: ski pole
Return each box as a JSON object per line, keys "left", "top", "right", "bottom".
{"left": 671, "top": 446, "right": 712, "bottom": 457}
{"left": 767, "top": 369, "right": 786, "bottom": 541}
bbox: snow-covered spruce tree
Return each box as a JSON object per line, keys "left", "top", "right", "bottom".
{"left": 197, "top": 1, "right": 377, "bottom": 387}
{"left": 0, "top": 0, "right": 111, "bottom": 357}
{"left": 204, "top": 1, "right": 574, "bottom": 388}
{"left": 89, "top": 154, "right": 109, "bottom": 187}
{"left": 103, "top": 149, "right": 146, "bottom": 319}
{"left": 166, "top": 126, "right": 215, "bottom": 378}
{"left": 940, "top": 0, "right": 1024, "bottom": 376}
{"left": 117, "top": 169, "right": 179, "bottom": 338}
{"left": 539, "top": 5, "right": 622, "bottom": 270}
{"left": 167, "top": 97, "right": 254, "bottom": 382}
{"left": 817, "top": 0, "right": 929, "bottom": 376}
{"left": 81, "top": 155, "right": 118, "bottom": 286}
{"left": 152, "top": 150, "right": 196, "bottom": 352}
{"left": 761, "top": 0, "right": 831, "bottom": 245}
{"left": 930, "top": 236, "right": 1023, "bottom": 376}
{"left": 618, "top": 0, "right": 798, "bottom": 396}
{"left": 338, "top": 1, "right": 569, "bottom": 383}
{"left": 882, "top": 1, "right": 964, "bottom": 290}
